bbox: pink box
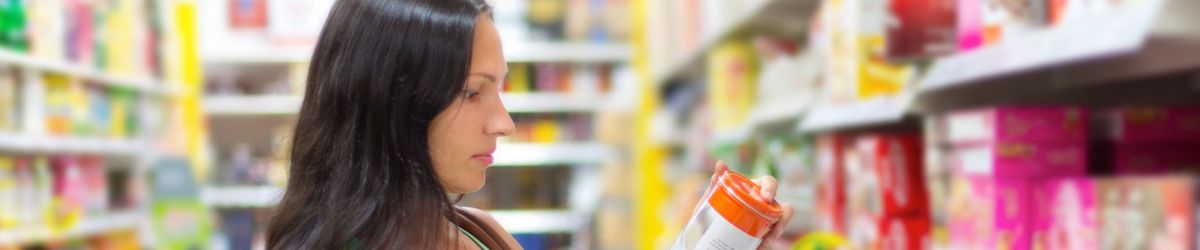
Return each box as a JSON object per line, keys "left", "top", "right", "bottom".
{"left": 947, "top": 142, "right": 1087, "bottom": 178}
{"left": 1104, "top": 107, "right": 1200, "bottom": 144}
{"left": 1031, "top": 177, "right": 1100, "bottom": 250}
{"left": 1113, "top": 144, "right": 1200, "bottom": 175}
{"left": 948, "top": 176, "right": 1034, "bottom": 250}
{"left": 942, "top": 107, "right": 1088, "bottom": 146}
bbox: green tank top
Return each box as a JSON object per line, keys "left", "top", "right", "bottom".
{"left": 457, "top": 224, "right": 491, "bottom": 250}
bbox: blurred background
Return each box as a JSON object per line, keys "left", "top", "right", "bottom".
{"left": 2, "top": 0, "right": 1200, "bottom": 249}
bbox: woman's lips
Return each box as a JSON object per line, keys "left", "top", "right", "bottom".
{"left": 471, "top": 154, "right": 494, "bottom": 165}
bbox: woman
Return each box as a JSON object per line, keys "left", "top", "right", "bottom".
{"left": 266, "top": 0, "right": 793, "bottom": 249}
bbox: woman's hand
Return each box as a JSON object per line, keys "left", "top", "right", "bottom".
{"left": 709, "top": 161, "right": 796, "bottom": 250}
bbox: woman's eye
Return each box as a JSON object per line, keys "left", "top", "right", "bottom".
{"left": 463, "top": 91, "right": 480, "bottom": 100}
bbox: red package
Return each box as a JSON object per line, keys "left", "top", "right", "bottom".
{"left": 1104, "top": 107, "right": 1200, "bottom": 144}
{"left": 860, "top": 134, "right": 930, "bottom": 217}
{"left": 887, "top": 0, "right": 960, "bottom": 60}
{"left": 229, "top": 0, "right": 268, "bottom": 29}
{"left": 1111, "top": 144, "right": 1200, "bottom": 175}
{"left": 878, "top": 215, "right": 933, "bottom": 250}
{"left": 816, "top": 134, "right": 848, "bottom": 233}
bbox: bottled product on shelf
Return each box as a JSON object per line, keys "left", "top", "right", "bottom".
{"left": 8, "top": 228, "right": 140, "bottom": 250}
{"left": 0, "top": 153, "right": 141, "bottom": 249}
{"left": 0, "top": 65, "right": 18, "bottom": 132}
{"left": 18, "top": 0, "right": 165, "bottom": 78}
{"left": 521, "top": 0, "right": 627, "bottom": 42}
{"left": 41, "top": 73, "right": 142, "bottom": 139}
{"left": 503, "top": 62, "right": 613, "bottom": 95}
{"left": 0, "top": 0, "right": 29, "bottom": 51}
{"left": 510, "top": 114, "right": 594, "bottom": 143}
{"left": 810, "top": 0, "right": 915, "bottom": 104}
{"left": 706, "top": 40, "right": 758, "bottom": 133}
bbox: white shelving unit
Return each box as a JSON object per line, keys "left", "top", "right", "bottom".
{"left": 656, "top": 0, "right": 1199, "bottom": 136}
{"left": 0, "top": 49, "right": 174, "bottom": 97}
{"left": 797, "top": 94, "right": 913, "bottom": 133}
{"left": 791, "top": 0, "right": 1192, "bottom": 133}
{"left": 504, "top": 42, "right": 631, "bottom": 63}
{"left": 493, "top": 142, "right": 615, "bottom": 167}
{"left": 204, "top": 95, "right": 303, "bottom": 116}
{"left": 0, "top": 211, "right": 143, "bottom": 246}
{"left": 490, "top": 210, "right": 579, "bottom": 234}
{"left": 0, "top": 133, "right": 147, "bottom": 156}
{"left": 203, "top": 93, "right": 606, "bottom": 116}
{"left": 203, "top": 42, "right": 631, "bottom": 65}
{"left": 501, "top": 93, "right": 605, "bottom": 113}
{"left": 201, "top": 186, "right": 286, "bottom": 208}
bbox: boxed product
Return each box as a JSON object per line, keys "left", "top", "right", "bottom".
{"left": 940, "top": 107, "right": 1088, "bottom": 145}
{"left": 947, "top": 142, "right": 1087, "bottom": 178}
{"left": 878, "top": 215, "right": 933, "bottom": 250}
{"left": 1096, "top": 176, "right": 1196, "bottom": 250}
{"left": 947, "top": 176, "right": 1034, "bottom": 250}
{"left": 958, "top": 0, "right": 1047, "bottom": 51}
{"left": 816, "top": 134, "right": 847, "bottom": 233}
{"left": 1109, "top": 144, "right": 1200, "bottom": 175}
{"left": 707, "top": 40, "right": 759, "bottom": 133}
{"left": 844, "top": 136, "right": 882, "bottom": 247}
{"left": 859, "top": 134, "right": 929, "bottom": 216}
{"left": 886, "top": 0, "right": 959, "bottom": 60}
{"left": 1031, "top": 177, "right": 1099, "bottom": 250}
{"left": 1102, "top": 107, "right": 1200, "bottom": 144}
{"left": 1048, "top": 0, "right": 1120, "bottom": 25}
{"left": 925, "top": 162, "right": 953, "bottom": 249}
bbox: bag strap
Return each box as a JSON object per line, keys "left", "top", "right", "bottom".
{"left": 454, "top": 207, "right": 512, "bottom": 250}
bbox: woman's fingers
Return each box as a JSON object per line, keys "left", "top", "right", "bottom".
{"left": 775, "top": 203, "right": 794, "bottom": 238}
{"left": 757, "top": 203, "right": 795, "bottom": 250}
{"left": 706, "top": 161, "right": 730, "bottom": 194}
{"left": 753, "top": 176, "right": 778, "bottom": 200}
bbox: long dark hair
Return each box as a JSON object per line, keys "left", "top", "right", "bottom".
{"left": 266, "top": 0, "right": 491, "bottom": 248}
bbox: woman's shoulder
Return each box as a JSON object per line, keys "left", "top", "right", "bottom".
{"left": 457, "top": 206, "right": 523, "bottom": 250}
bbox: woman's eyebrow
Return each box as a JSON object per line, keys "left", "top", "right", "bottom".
{"left": 470, "top": 72, "right": 499, "bottom": 83}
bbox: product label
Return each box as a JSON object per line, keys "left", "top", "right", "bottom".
{"left": 673, "top": 206, "right": 762, "bottom": 250}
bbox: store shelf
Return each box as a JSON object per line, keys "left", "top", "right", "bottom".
{"left": 920, "top": 0, "right": 1172, "bottom": 93}
{"left": 0, "top": 211, "right": 142, "bottom": 245}
{"left": 0, "top": 133, "right": 146, "bottom": 155}
{"left": 201, "top": 186, "right": 285, "bottom": 208}
{"left": 494, "top": 143, "right": 613, "bottom": 166}
{"left": 202, "top": 46, "right": 314, "bottom": 65}
{"left": 501, "top": 93, "right": 604, "bottom": 113}
{"left": 505, "top": 42, "right": 631, "bottom": 63}
{"left": 203, "top": 42, "right": 630, "bottom": 64}
{"left": 0, "top": 49, "right": 173, "bottom": 96}
{"left": 797, "top": 94, "right": 913, "bottom": 133}
{"left": 204, "top": 95, "right": 303, "bottom": 116}
{"left": 652, "top": 0, "right": 819, "bottom": 85}
{"left": 205, "top": 93, "right": 603, "bottom": 116}
{"left": 802, "top": 0, "right": 1198, "bottom": 131}
{"left": 489, "top": 210, "right": 578, "bottom": 234}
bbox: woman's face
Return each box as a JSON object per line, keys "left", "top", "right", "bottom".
{"left": 429, "top": 16, "right": 513, "bottom": 194}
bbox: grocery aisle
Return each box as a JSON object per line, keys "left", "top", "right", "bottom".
{"left": 2, "top": 0, "right": 1200, "bottom": 249}
{"left": 635, "top": 0, "right": 1200, "bottom": 249}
